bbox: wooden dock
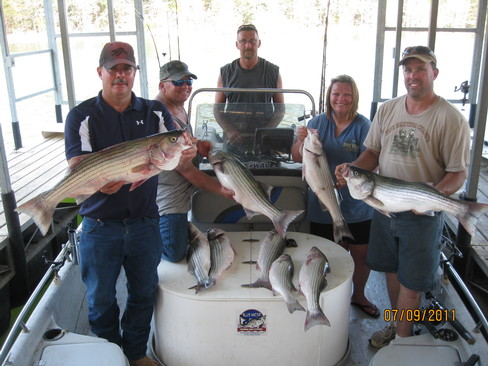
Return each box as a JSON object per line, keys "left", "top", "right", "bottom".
{"left": 0, "top": 133, "right": 79, "bottom": 289}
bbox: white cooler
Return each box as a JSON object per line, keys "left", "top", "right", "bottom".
{"left": 154, "top": 231, "right": 354, "bottom": 366}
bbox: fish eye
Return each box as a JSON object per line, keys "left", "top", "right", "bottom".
{"left": 170, "top": 136, "right": 177, "bottom": 142}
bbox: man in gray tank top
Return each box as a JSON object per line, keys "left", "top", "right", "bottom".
{"left": 214, "top": 24, "right": 285, "bottom": 153}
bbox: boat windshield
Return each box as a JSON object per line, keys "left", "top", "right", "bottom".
{"left": 193, "top": 101, "right": 310, "bottom": 169}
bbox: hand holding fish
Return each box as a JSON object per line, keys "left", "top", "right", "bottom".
{"left": 296, "top": 126, "right": 308, "bottom": 143}
{"left": 196, "top": 139, "right": 213, "bottom": 157}
{"left": 334, "top": 163, "right": 348, "bottom": 190}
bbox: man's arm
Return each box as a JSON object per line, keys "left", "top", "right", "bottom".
{"left": 435, "top": 170, "right": 467, "bottom": 196}
{"left": 268, "top": 73, "right": 285, "bottom": 127}
{"left": 213, "top": 74, "right": 242, "bottom": 143}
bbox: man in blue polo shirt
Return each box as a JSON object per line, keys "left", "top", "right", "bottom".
{"left": 64, "top": 41, "right": 185, "bottom": 366}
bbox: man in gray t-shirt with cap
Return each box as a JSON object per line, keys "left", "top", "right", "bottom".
{"left": 155, "top": 60, "right": 233, "bottom": 263}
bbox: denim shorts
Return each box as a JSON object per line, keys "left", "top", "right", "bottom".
{"left": 159, "top": 213, "right": 189, "bottom": 262}
{"left": 367, "top": 210, "right": 443, "bottom": 292}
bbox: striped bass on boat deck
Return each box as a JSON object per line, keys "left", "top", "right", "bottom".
{"left": 299, "top": 246, "right": 331, "bottom": 331}
{"left": 269, "top": 253, "right": 305, "bottom": 314}
{"left": 15, "top": 129, "right": 193, "bottom": 236}
{"left": 187, "top": 222, "right": 212, "bottom": 294}
{"left": 342, "top": 164, "right": 488, "bottom": 237}
{"left": 208, "top": 151, "right": 304, "bottom": 238}
{"left": 207, "top": 227, "right": 236, "bottom": 289}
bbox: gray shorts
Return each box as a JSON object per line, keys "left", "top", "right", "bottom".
{"left": 367, "top": 210, "right": 444, "bottom": 292}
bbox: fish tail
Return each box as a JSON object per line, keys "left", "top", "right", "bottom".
{"left": 15, "top": 194, "right": 56, "bottom": 236}
{"left": 304, "top": 309, "right": 331, "bottom": 331}
{"left": 333, "top": 220, "right": 355, "bottom": 243}
{"left": 274, "top": 209, "right": 304, "bottom": 238}
{"left": 286, "top": 300, "right": 306, "bottom": 314}
{"left": 456, "top": 201, "right": 488, "bottom": 236}
{"left": 246, "top": 277, "right": 273, "bottom": 291}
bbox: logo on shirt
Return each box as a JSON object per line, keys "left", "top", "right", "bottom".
{"left": 136, "top": 120, "right": 144, "bottom": 125}
{"left": 390, "top": 128, "right": 419, "bottom": 158}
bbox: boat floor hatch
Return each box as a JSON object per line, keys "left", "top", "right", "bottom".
{"left": 39, "top": 334, "right": 129, "bottom": 366}
{"left": 154, "top": 231, "right": 354, "bottom": 366}
{"left": 369, "top": 340, "right": 462, "bottom": 366}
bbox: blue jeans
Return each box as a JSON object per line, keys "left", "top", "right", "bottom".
{"left": 79, "top": 217, "right": 163, "bottom": 360}
{"left": 159, "top": 213, "right": 189, "bottom": 262}
{"left": 367, "top": 211, "right": 443, "bottom": 292}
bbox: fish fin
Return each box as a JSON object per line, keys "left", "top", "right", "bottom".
{"left": 273, "top": 209, "right": 304, "bottom": 238}
{"left": 129, "top": 179, "right": 148, "bottom": 191}
{"left": 243, "top": 207, "right": 259, "bottom": 220}
{"left": 74, "top": 194, "right": 91, "bottom": 204}
{"left": 333, "top": 220, "right": 355, "bottom": 243}
{"left": 188, "top": 284, "right": 202, "bottom": 294}
{"left": 68, "top": 154, "right": 89, "bottom": 169}
{"left": 365, "top": 196, "right": 385, "bottom": 208}
{"left": 259, "top": 182, "right": 274, "bottom": 199}
{"left": 377, "top": 209, "right": 393, "bottom": 217}
{"left": 247, "top": 278, "right": 273, "bottom": 291}
{"left": 319, "top": 201, "right": 329, "bottom": 212}
{"left": 456, "top": 201, "right": 488, "bottom": 236}
{"left": 15, "top": 193, "right": 57, "bottom": 236}
{"left": 131, "top": 164, "right": 151, "bottom": 174}
{"left": 287, "top": 300, "right": 306, "bottom": 314}
{"left": 304, "top": 309, "right": 331, "bottom": 331}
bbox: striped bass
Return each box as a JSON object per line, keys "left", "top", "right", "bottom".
{"left": 302, "top": 129, "right": 354, "bottom": 243}
{"left": 243, "top": 229, "right": 297, "bottom": 290}
{"left": 187, "top": 222, "right": 212, "bottom": 294}
{"left": 208, "top": 151, "right": 303, "bottom": 238}
{"left": 207, "top": 227, "right": 236, "bottom": 288}
{"left": 16, "top": 129, "right": 193, "bottom": 235}
{"left": 342, "top": 164, "right": 488, "bottom": 237}
{"left": 269, "top": 253, "right": 305, "bottom": 314}
{"left": 299, "top": 246, "right": 331, "bottom": 331}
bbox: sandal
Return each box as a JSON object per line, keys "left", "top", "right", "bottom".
{"left": 351, "top": 301, "right": 380, "bottom": 318}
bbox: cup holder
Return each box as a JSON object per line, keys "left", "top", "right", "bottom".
{"left": 43, "top": 328, "right": 65, "bottom": 341}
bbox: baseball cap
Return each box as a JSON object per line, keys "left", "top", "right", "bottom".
{"left": 99, "top": 41, "right": 138, "bottom": 69}
{"left": 399, "top": 46, "right": 437, "bottom": 66}
{"left": 160, "top": 60, "right": 197, "bottom": 81}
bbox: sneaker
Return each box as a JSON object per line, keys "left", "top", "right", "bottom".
{"left": 369, "top": 324, "right": 396, "bottom": 348}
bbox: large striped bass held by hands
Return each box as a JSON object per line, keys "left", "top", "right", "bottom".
{"left": 302, "top": 128, "right": 354, "bottom": 243}
{"left": 342, "top": 164, "right": 488, "bottom": 237}
{"left": 16, "top": 129, "right": 193, "bottom": 236}
{"left": 208, "top": 151, "right": 303, "bottom": 238}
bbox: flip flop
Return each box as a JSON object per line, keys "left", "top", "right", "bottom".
{"left": 351, "top": 301, "right": 380, "bottom": 318}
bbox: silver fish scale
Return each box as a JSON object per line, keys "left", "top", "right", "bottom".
{"left": 218, "top": 157, "right": 281, "bottom": 219}
{"left": 371, "top": 176, "right": 466, "bottom": 215}
{"left": 43, "top": 133, "right": 181, "bottom": 203}
{"left": 257, "top": 231, "right": 286, "bottom": 276}
{"left": 269, "top": 255, "right": 296, "bottom": 299}
{"left": 208, "top": 232, "right": 234, "bottom": 281}
{"left": 304, "top": 256, "right": 327, "bottom": 312}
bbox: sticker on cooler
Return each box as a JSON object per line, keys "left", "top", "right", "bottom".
{"left": 237, "top": 309, "right": 267, "bottom": 335}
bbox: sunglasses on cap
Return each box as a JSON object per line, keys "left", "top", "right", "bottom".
{"left": 171, "top": 79, "right": 193, "bottom": 87}
{"left": 402, "top": 46, "right": 435, "bottom": 58}
{"left": 238, "top": 24, "right": 258, "bottom": 33}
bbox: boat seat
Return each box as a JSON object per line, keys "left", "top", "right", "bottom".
{"left": 190, "top": 185, "right": 306, "bottom": 233}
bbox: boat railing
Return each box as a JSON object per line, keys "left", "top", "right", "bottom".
{"left": 187, "top": 87, "right": 317, "bottom": 124}
{"left": 440, "top": 251, "right": 488, "bottom": 337}
{"left": 0, "top": 228, "right": 79, "bottom": 366}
